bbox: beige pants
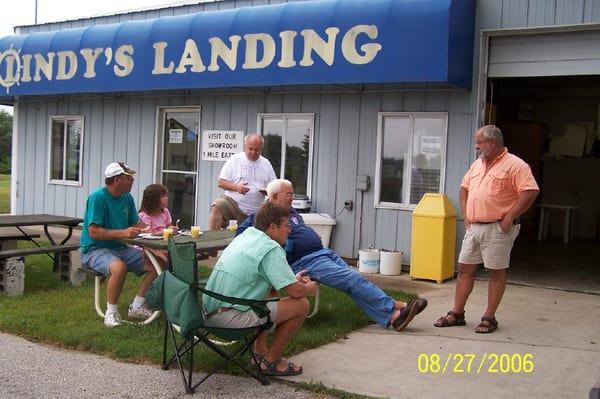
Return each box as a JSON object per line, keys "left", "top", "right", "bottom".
{"left": 458, "top": 222, "right": 520, "bottom": 270}
{"left": 211, "top": 195, "right": 248, "bottom": 229}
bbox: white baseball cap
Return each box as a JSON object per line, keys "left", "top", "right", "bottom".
{"left": 104, "top": 162, "right": 136, "bottom": 178}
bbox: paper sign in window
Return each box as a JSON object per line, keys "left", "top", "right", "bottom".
{"left": 169, "top": 129, "right": 183, "bottom": 144}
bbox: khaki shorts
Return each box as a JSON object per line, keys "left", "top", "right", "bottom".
{"left": 458, "top": 222, "right": 520, "bottom": 270}
{"left": 211, "top": 195, "right": 247, "bottom": 229}
{"left": 203, "top": 301, "right": 278, "bottom": 333}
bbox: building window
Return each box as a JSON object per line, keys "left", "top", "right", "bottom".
{"left": 258, "top": 113, "right": 314, "bottom": 197}
{"left": 375, "top": 112, "right": 447, "bottom": 209}
{"left": 48, "top": 116, "right": 84, "bottom": 185}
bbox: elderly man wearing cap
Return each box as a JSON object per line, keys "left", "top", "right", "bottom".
{"left": 80, "top": 162, "right": 158, "bottom": 328}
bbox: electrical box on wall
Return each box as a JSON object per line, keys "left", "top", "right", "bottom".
{"left": 356, "top": 175, "right": 370, "bottom": 191}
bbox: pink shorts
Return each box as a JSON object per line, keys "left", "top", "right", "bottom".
{"left": 458, "top": 222, "right": 520, "bottom": 270}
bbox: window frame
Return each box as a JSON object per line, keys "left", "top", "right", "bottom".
{"left": 257, "top": 113, "right": 315, "bottom": 199}
{"left": 374, "top": 112, "right": 448, "bottom": 210}
{"left": 155, "top": 106, "right": 202, "bottom": 226}
{"left": 47, "top": 115, "right": 84, "bottom": 186}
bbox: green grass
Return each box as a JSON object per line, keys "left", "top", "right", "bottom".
{"left": 0, "top": 174, "right": 10, "bottom": 214}
{"left": 0, "top": 241, "right": 413, "bottom": 378}
{"left": 292, "top": 382, "right": 384, "bottom": 399}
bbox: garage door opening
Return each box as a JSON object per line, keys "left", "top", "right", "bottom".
{"left": 483, "top": 75, "right": 600, "bottom": 294}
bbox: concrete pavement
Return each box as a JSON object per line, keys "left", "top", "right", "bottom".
{"left": 286, "top": 275, "right": 600, "bottom": 399}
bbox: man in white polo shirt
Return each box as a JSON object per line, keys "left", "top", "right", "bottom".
{"left": 208, "top": 133, "right": 277, "bottom": 230}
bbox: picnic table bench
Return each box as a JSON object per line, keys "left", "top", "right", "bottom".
{"left": 0, "top": 231, "right": 41, "bottom": 241}
{"left": 0, "top": 231, "right": 41, "bottom": 250}
{"left": 0, "top": 243, "right": 80, "bottom": 259}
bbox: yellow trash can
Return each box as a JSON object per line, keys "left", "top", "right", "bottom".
{"left": 410, "top": 193, "right": 456, "bottom": 283}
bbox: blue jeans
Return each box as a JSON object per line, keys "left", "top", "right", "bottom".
{"left": 291, "top": 249, "right": 395, "bottom": 327}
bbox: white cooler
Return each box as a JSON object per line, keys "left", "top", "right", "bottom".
{"left": 301, "top": 213, "right": 336, "bottom": 248}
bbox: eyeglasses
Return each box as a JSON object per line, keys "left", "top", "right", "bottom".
{"left": 280, "top": 192, "right": 294, "bottom": 197}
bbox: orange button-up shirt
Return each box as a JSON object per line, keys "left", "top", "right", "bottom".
{"left": 461, "top": 149, "right": 539, "bottom": 223}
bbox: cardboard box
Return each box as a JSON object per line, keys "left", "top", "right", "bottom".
{"left": 549, "top": 123, "right": 588, "bottom": 157}
{"left": 571, "top": 121, "right": 596, "bottom": 155}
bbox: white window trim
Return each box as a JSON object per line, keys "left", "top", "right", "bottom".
{"left": 374, "top": 112, "right": 448, "bottom": 210}
{"left": 155, "top": 106, "right": 202, "bottom": 181}
{"left": 257, "top": 113, "right": 315, "bottom": 199}
{"left": 47, "top": 115, "right": 84, "bottom": 186}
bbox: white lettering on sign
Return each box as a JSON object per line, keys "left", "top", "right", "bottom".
{"left": 202, "top": 130, "right": 244, "bottom": 161}
{"left": 0, "top": 24, "right": 382, "bottom": 93}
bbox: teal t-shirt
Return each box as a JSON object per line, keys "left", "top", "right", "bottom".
{"left": 203, "top": 227, "right": 297, "bottom": 313}
{"left": 80, "top": 187, "right": 139, "bottom": 253}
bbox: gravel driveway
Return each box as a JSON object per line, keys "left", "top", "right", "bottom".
{"left": 0, "top": 332, "right": 328, "bottom": 399}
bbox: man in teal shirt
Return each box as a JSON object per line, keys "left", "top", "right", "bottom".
{"left": 203, "top": 202, "right": 317, "bottom": 376}
{"left": 80, "top": 162, "right": 157, "bottom": 328}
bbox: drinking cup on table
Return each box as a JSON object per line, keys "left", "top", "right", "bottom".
{"left": 191, "top": 226, "right": 201, "bottom": 238}
{"left": 163, "top": 228, "right": 172, "bottom": 241}
{"left": 227, "top": 220, "right": 238, "bottom": 232}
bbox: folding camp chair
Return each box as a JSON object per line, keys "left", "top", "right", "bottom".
{"left": 147, "top": 238, "right": 277, "bottom": 394}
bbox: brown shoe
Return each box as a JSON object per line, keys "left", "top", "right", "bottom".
{"left": 408, "top": 298, "right": 428, "bottom": 315}
{"left": 392, "top": 300, "right": 419, "bottom": 332}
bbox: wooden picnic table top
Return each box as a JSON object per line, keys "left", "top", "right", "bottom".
{"left": 0, "top": 214, "right": 83, "bottom": 228}
{"left": 122, "top": 229, "right": 234, "bottom": 252}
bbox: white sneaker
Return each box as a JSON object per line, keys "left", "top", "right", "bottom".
{"left": 104, "top": 311, "right": 122, "bottom": 328}
{"left": 128, "top": 304, "right": 153, "bottom": 319}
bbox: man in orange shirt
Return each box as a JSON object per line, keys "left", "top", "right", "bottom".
{"left": 434, "top": 125, "right": 539, "bottom": 333}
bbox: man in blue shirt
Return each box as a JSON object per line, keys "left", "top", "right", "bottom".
{"left": 80, "top": 162, "right": 157, "bottom": 327}
{"left": 238, "top": 179, "right": 428, "bottom": 332}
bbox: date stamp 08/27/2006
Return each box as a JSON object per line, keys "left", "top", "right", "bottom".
{"left": 417, "top": 353, "right": 534, "bottom": 374}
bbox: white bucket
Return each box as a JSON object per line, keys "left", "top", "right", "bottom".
{"left": 358, "top": 249, "right": 380, "bottom": 274}
{"left": 379, "top": 250, "right": 403, "bottom": 276}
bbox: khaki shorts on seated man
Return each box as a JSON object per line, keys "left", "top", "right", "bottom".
{"left": 203, "top": 202, "right": 317, "bottom": 376}
{"left": 208, "top": 133, "right": 277, "bottom": 229}
{"left": 210, "top": 195, "right": 247, "bottom": 228}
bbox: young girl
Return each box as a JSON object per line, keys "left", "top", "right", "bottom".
{"left": 139, "top": 184, "right": 175, "bottom": 234}
{"left": 138, "top": 184, "right": 176, "bottom": 266}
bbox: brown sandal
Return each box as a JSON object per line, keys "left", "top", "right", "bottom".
{"left": 475, "top": 316, "right": 497, "bottom": 333}
{"left": 434, "top": 311, "right": 466, "bottom": 327}
{"left": 261, "top": 358, "right": 303, "bottom": 376}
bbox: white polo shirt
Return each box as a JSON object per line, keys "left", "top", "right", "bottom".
{"left": 219, "top": 152, "right": 277, "bottom": 215}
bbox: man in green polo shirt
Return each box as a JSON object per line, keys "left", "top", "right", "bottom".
{"left": 203, "top": 202, "right": 317, "bottom": 376}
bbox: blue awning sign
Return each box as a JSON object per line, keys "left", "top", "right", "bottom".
{"left": 0, "top": 0, "right": 475, "bottom": 99}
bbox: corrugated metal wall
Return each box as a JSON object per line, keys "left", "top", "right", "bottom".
{"left": 16, "top": 86, "right": 472, "bottom": 259}
{"left": 13, "top": 0, "right": 600, "bottom": 259}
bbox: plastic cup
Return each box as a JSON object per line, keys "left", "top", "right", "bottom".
{"left": 227, "top": 220, "right": 238, "bottom": 232}
{"left": 163, "top": 228, "right": 172, "bottom": 241}
{"left": 191, "top": 226, "right": 200, "bottom": 238}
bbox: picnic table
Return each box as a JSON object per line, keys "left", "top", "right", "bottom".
{"left": 0, "top": 214, "right": 83, "bottom": 294}
{"left": 122, "top": 229, "right": 234, "bottom": 272}
{"left": 0, "top": 214, "right": 82, "bottom": 261}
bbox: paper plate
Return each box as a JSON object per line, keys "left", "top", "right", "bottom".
{"left": 137, "top": 233, "right": 163, "bottom": 240}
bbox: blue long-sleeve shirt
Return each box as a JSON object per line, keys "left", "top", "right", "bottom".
{"left": 237, "top": 208, "right": 323, "bottom": 265}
